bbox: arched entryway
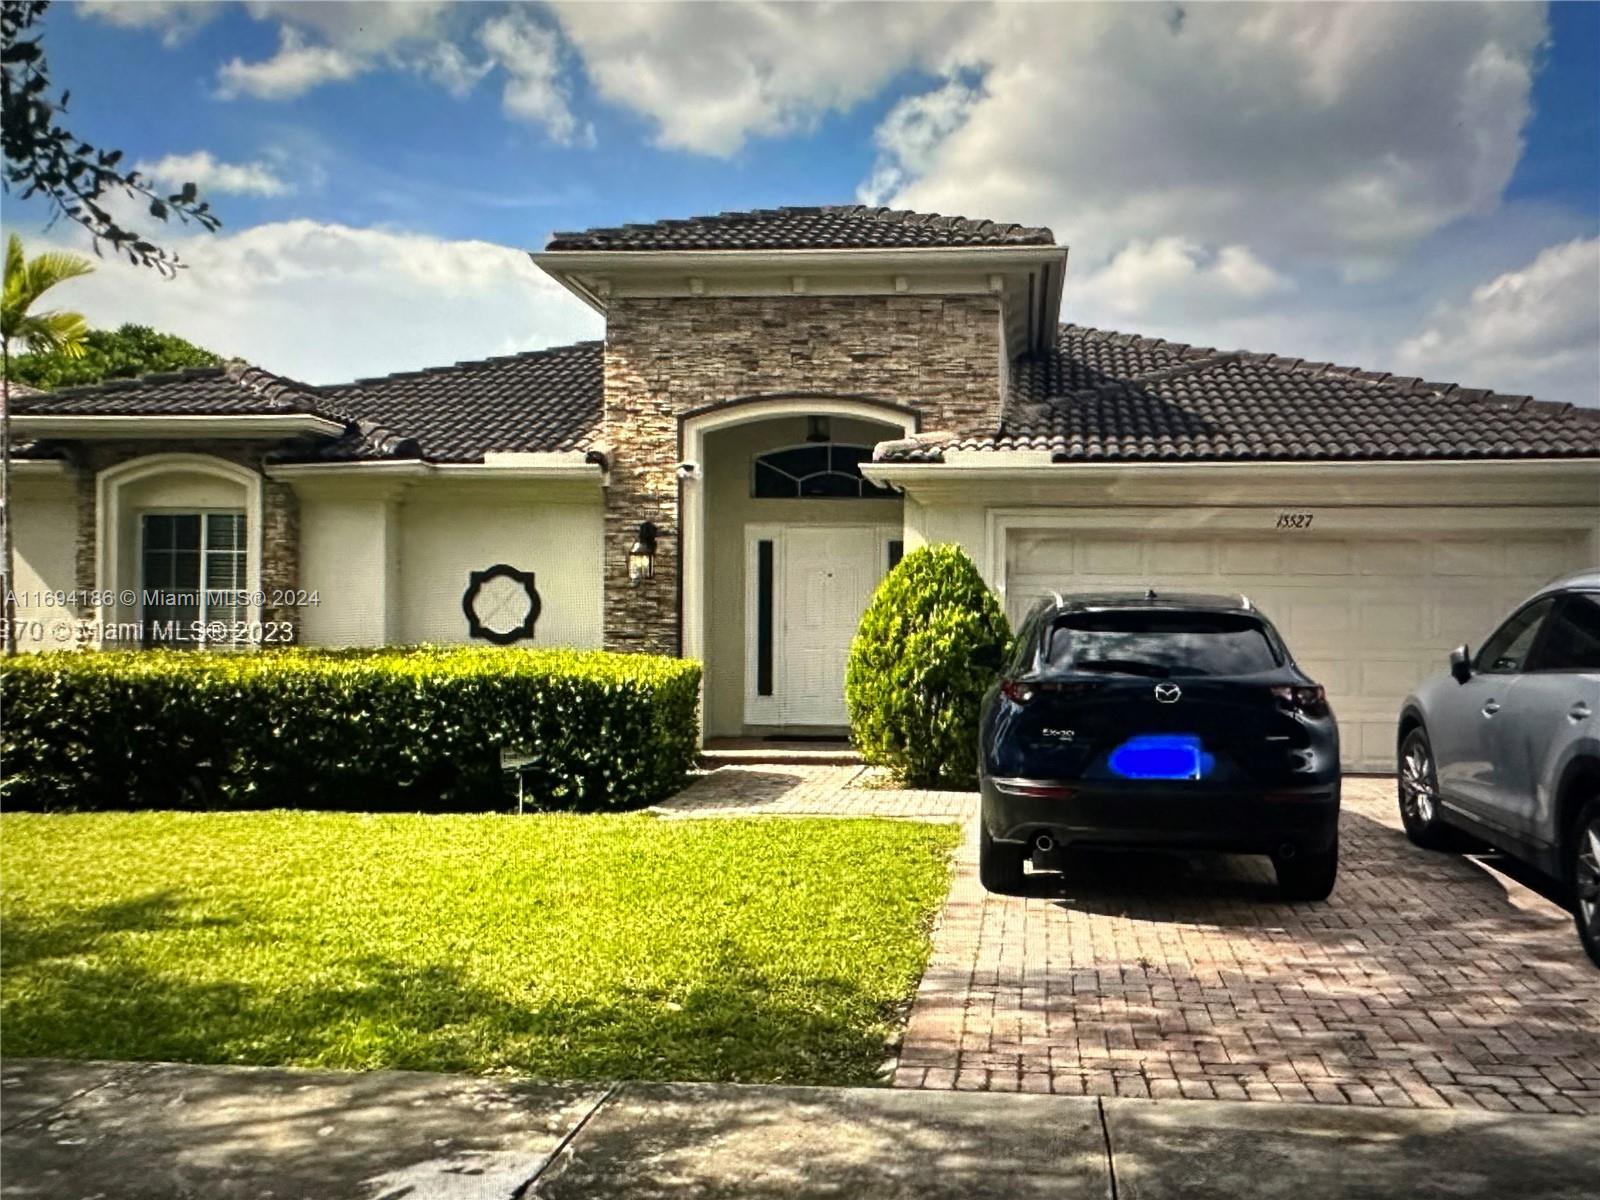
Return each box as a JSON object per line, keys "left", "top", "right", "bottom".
{"left": 679, "top": 396, "right": 914, "bottom": 739}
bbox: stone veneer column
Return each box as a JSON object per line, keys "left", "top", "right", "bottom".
{"left": 599, "top": 293, "right": 1005, "bottom": 657}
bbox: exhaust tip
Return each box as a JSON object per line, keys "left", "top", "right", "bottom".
{"left": 1034, "top": 833, "right": 1055, "bottom": 854}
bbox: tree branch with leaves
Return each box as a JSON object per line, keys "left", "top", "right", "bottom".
{"left": 2, "top": 0, "right": 220, "bottom": 277}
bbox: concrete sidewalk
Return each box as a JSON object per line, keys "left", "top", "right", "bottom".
{"left": 2, "top": 1059, "right": 1595, "bottom": 1199}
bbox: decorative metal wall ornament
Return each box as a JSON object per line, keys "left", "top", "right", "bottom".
{"left": 462, "top": 564, "right": 542, "bottom": 644}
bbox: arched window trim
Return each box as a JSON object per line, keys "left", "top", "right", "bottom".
{"left": 94, "top": 453, "right": 264, "bottom": 647}
{"left": 750, "top": 442, "right": 896, "bottom": 500}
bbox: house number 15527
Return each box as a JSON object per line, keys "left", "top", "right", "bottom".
{"left": 1276, "top": 512, "right": 1315, "bottom": 530}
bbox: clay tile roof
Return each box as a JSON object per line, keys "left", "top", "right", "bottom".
{"left": 313, "top": 340, "right": 603, "bottom": 462}
{"left": 7, "top": 361, "right": 331, "bottom": 417}
{"left": 876, "top": 324, "right": 1600, "bottom": 464}
{"left": 546, "top": 204, "right": 1055, "bottom": 251}
{"left": 13, "top": 342, "right": 606, "bottom": 464}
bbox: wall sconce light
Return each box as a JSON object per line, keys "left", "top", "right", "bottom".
{"left": 628, "top": 520, "right": 657, "bottom": 584}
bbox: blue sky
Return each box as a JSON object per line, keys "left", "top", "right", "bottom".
{"left": 7, "top": 1, "right": 1597, "bottom": 404}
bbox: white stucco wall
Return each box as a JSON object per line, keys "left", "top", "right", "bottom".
{"left": 297, "top": 496, "right": 399, "bottom": 645}
{"left": 293, "top": 478, "right": 604, "bottom": 650}
{"left": 902, "top": 496, "right": 992, "bottom": 583}
{"left": 9, "top": 473, "right": 78, "bottom": 650}
{"left": 395, "top": 486, "right": 603, "bottom": 648}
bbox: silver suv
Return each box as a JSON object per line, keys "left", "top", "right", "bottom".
{"left": 1398, "top": 570, "right": 1600, "bottom": 968}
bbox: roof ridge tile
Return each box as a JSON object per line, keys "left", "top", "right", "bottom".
{"left": 545, "top": 204, "right": 1053, "bottom": 250}
{"left": 28, "top": 365, "right": 227, "bottom": 400}
{"left": 338, "top": 339, "right": 602, "bottom": 390}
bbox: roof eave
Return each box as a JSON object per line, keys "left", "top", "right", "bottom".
{"left": 864, "top": 454, "right": 1600, "bottom": 482}
{"left": 870, "top": 451, "right": 1600, "bottom": 492}
{"left": 534, "top": 244, "right": 1066, "bottom": 268}
{"left": 266, "top": 452, "right": 603, "bottom": 483}
{"left": 10, "top": 413, "right": 347, "bottom": 440}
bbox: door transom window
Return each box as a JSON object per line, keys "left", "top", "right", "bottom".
{"left": 751, "top": 443, "right": 896, "bottom": 500}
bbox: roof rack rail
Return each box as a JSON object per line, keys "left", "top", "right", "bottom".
{"left": 1049, "top": 590, "right": 1065, "bottom": 607}
{"left": 1238, "top": 593, "right": 1253, "bottom": 611}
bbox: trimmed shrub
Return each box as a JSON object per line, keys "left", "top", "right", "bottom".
{"left": 0, "top": 646, "right": 700, "bottom": 812}
{"left": 845, "top": 544, "right": 1011, "bottom": 789}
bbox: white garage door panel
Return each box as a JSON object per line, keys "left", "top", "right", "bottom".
{"left": 1006, "top": 529, "right": 1588, "bottom": 773}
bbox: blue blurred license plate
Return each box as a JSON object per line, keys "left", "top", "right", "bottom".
{"left": 1109, "top": 734, "right": 1205, "bottom": 780}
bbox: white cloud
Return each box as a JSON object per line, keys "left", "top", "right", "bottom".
{"left": 78, "top": 1, "right": 221, "bottom": 46}
{"left": 215, "top": 2, "right": 459, "bottom": 101}
{"left": 135, "top": 151, "right": 292, "bottom": 197}
{"left": 41, "top": 220, "right": 602, "bottom": 385}
{"left": 1069, "top": 238, "right": 1293, "bottom": 322}
{"left": 414, "top": 40, "right": 494, "bottom": 99}
{"left": 218, "top": 27, "right": 364, "bottom": 100}
{"left": 478, "top": 10, "right": 588, "bottom": 144}
{"left": 859, "top": 80, "right": 981, "bottom": 206}
{"left": 551, "top": 1, "right": 984, "bottom": 157}
{"left": 536, "top": 1, "right": 1556, "bottom": 346}
{"left": 204, "top": 2, "right": 584, "bottom": 144}
{"left": 867, "top": 3, "right": 1544, "bottom": 275}
{"left": 1397, "top": 237, "right": 1600, "bottom": 406}
{"left": 242, "top": 1, "right": 450, "bottom": 55}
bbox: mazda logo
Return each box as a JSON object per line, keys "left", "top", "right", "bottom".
{"left": 1154, "top": 683, "right": 1182, "bottom": 704}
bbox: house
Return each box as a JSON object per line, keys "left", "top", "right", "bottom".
{"left": 8, "top": 204, "right": 1600, "bottom": 769}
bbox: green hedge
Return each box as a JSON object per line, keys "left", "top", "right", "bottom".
{"left": 845, "top": 544, "right": 1011, "bottom": 789}
{"left": 0, "top": 647, "right": 701, "bottom": 813}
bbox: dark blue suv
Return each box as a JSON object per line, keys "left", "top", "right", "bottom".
{"left": 977, "top": 591, "right": 1342, "bottom": 900}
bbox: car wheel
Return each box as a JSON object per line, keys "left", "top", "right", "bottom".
{"left": 1398, "top": 727, "right": 1455, "bottom": 850}
{"left": 978, "top": 822, "right": 1026, "bottom": 895}
{"left": 1276, "top": 836, "right": 1338, "bottom": 902}
{"left": 1571, "top": 796, "right": 1600, "bottom": 970}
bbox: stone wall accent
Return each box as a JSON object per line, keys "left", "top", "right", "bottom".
{"left": 601, "top": 293, "right": 1004, "bottom": 655}
{"left": 67, "top": 440, "right": 301, "bottom": 634}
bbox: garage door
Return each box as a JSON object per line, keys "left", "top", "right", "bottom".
{"left": 1004, "top": 526, "right": 1588, "bottom": 771}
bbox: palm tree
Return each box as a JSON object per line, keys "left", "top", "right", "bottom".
{"left": 2, "top": 233, "right": 93, "bottom": 653}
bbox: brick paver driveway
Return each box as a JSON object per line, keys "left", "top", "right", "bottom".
{"left": 895, "top": 777, "right": 1600, "bottom": 1113}
{"left": 661, "top": 765, "right": 1600, "bottom": 1114}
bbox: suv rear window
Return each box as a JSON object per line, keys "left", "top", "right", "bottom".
{"left": 1044, "top": 610, "right": 1284, "bottom": 677}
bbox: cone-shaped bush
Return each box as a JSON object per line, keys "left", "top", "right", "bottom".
{"left": 845, "top": 544, "right": 1011, "bottom": 788}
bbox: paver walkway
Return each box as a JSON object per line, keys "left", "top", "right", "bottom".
{"left": 658, "top": 765, "right": 1600, "bottom": 1115}
{"left": 654, "top": 763, "right": 974, "bottom": 820}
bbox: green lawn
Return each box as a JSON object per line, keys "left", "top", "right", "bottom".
{"left": 0, "top": 811, "right": 958, "bottom": 1085}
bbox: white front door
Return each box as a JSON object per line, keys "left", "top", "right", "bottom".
{"left": 746, "top": 525, "right": 895, "bottom": 727}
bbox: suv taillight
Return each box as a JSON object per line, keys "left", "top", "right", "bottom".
{"left": 1001, "top": 679, "right": 1036, "bottom": 704}
{"left": 1271, "top": 685, "right": 1328, "bottom": 718}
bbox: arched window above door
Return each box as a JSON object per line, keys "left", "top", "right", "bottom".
{"left": 751, "top": 443, "right": 896, "bottom": 500}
